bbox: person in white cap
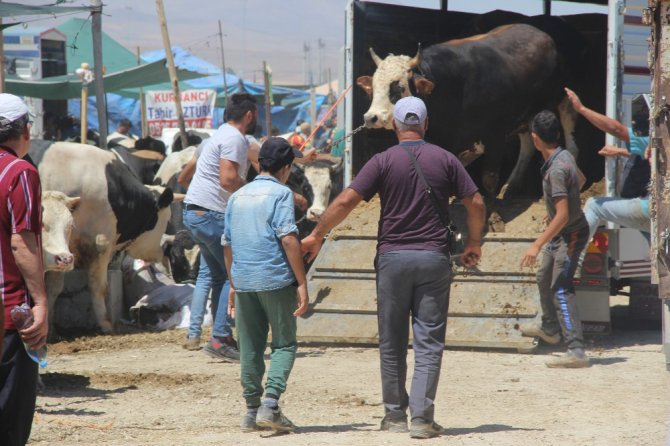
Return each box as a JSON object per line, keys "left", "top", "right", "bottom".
{"left": 0, "top": 93, "right": 48, "bottom": 445}
{"left": 301, "top": 96, "right": 485, "bottom": 439}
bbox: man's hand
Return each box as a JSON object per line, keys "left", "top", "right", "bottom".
{"left": 227, "top": 287, "right": 236, "bottom": 319}
{"left": 521, "top": 243, "right": 541, "bottom": 268}
{"left": 460, "top": 241, "right": 481, "bottom": 268}
{"left": 564, "top": 87, "right": 584, "bottom": 113}
{"left": 301, "top": 234, "right": 324, "bottom": 263}
{"left": 294, "top": 284, "right": 309, "bottom": 317}
{"left": 20, "top": 303, "right": 47, "bottom": 349}
{"left": 302, "top": 148, "right": 317, "bottom": 163}
{"left": 645, "top": 145, "right": 652, "bottom": 160}
{"left": 598, "top": 144, "right": 628, "bottom": 158}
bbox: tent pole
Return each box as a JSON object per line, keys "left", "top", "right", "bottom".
{"left": 91, "top": 0, "right": 108, "bottom": 149}
{"left": 218, "top": 20, "right": 229, "bottom": 106}
{"left": 137, "top": 46, "right": 147, "bottom": 138}
{"left": 156, "top": 0, "right": 188, "bottom": 149}
{"left": 81, "top": 85, "right": 88, "bottom": 143}
{"left": 263, "top": 61, "right": 271, "bottom": 137}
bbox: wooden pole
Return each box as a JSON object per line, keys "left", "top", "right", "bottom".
{"left": 81, "top": 86, "right": 88, "bottom": 143}
{"left": 137, "top": 46, "right": 147, "bottom": 137}
{"left": 218, "top": 20, "right": 229, "bottom": 106}
{"left": 263, "top": 61, "right": 271, "bottom": 137}
{"left": 155, "top": 0, "right": 188, "bottom": 149}
{"left": 91, "top": 0, "right": 108, "bottom": 149}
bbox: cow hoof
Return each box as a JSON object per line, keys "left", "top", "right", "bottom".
{"left": 488, "top": 211, "right": 505, "bottom": 232}
{"left": 99, "top": 320, "right": 114, "bottom": 334}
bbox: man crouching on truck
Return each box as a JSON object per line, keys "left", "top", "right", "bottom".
{"left": 520, "top": 110, "right": 590, "bottom": 368}
{"left": 301, "top": 97, "right": 486, "bottom": 439}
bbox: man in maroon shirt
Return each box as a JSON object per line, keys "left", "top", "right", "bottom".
{"left": 302, "top": 97, "right": 485, "bottom": 439}
{"left": 0, "top": 94, "right": 48, "bottom": 446}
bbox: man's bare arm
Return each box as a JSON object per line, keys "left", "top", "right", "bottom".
{"left": 219, "top": 159, "right": 245, "bottom": 192}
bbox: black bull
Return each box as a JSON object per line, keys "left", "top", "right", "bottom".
{"left": 356, "top": 18, "right": 605, "bottom": 198}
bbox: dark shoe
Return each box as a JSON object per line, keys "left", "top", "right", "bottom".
{"left": 410, "top": 419, "right": 444, "bottom": 439}
{"left": 380, "top": 412, "right": 408, "bottom": 433}
{"left": 202, "top": 338, "right": 240, "bottom": 362}
{"left": 241, "top": 408, "right": 263, "bottom": 432}
{"left": 182, "top": 335, "right": 201, "bottom": 351}
{"left": 519, "top": 323, "right": 561, "bottom": 345}
{"left": 546, "top": 348, "right": 591, "bottom": 368}
{"left": 256, "top": 402, "right": 296, "bottom": 432}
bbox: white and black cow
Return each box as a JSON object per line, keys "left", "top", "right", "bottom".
{"left": 356, "top": 23, "right": 580, "bottom": 197}
{"left": 109, "top": 137, "right": 167, "bottom": 185}
{"left": 39, "top": 142, "right": 175, "bottom": 333}
{"left": 296, "top": 156, "right": 343, "bottom": 222}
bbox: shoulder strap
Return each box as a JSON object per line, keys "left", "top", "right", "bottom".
{"left": 401, "top": 145, "right": 451, "bottom": 230}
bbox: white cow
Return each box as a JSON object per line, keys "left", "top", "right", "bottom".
{"left": 297, "top": 156, "right": 343, "bottom": 221}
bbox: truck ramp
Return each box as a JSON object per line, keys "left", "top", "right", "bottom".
{"left": 298, "top": 199, "right": 545, "bottom": 352}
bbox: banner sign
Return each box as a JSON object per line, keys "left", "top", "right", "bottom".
{"left": 146, "top": 89, "right": 216, "bottom": 137}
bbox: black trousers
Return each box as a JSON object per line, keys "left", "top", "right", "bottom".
{"left": 0, "top": 331, "right": 38, "bottom": 446}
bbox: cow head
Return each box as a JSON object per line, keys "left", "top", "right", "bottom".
{"left": 42, "top": 191, "right": 80, "bottom": 272}
{"left": 298, "top": 157, "right": 344, "bottom": 221}
{"left": 357, "top": 47, "right": 434, "bottom": 129}
{"left": 125, "top": 186, "right": 174, "bottom": 262}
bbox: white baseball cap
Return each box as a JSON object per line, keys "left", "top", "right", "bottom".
{"left": 393, "top": 96, "right": 427, "bottom": 125}
{"left": 0, "top": 94, "right": 30, "bottom": 128}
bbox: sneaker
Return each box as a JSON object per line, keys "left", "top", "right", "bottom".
{"left": 256, "top": 401, "right": 296, "bottom": 432}
{"left": 519, "top": 323, "right": 561, "bottom": 345}
{"left": 380, "top": 412, "right": 408, "bottom": 433}
{"left": 202, "top": 338, "right": 240, "bottom": 362}
{"left": 241, "top": 408, "right": 262, "bottom": 432}
{"left": 546, "top": 348, "right": 590, "bottom": 368}
{"left": 410, "top": 419, "right": 444, "bottom": 439}
{"left": 182, "top": 335, "right": 201, "bottom": 351}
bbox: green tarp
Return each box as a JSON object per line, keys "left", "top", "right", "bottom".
{"left": 5, "top": 59, "right": 205, "bottom": 100}
{"left": 0, "top": 2, "right": 92, "bottom": 17}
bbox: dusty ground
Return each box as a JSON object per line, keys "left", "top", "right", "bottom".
{"left": 29, "top": 317, "right": 670, "bottom": 446}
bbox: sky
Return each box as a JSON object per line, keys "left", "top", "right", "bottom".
{"left": 10, "top": 0, "right": 606, "bottom": 85}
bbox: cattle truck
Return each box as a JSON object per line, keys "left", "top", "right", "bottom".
{"left": 298, "top": 0, "right": 658, "bottom": 351}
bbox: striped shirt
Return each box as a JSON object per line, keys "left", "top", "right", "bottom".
{"left": 0, "top": 146, "right": 42, "bottom": 331}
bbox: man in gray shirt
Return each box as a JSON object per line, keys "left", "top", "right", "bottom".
{"left": 182, "top": 93, "right": 258, "bottom": 361}
{"left": 520, "top": 110, "right": 590, "bottom": 368}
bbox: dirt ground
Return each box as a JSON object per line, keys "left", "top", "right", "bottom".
{"left": 29, "top": 314, "right": 670, "bottom": 446}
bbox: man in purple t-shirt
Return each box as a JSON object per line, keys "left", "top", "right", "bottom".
{"left": 302, "top": 97, "right": 485, "bottom": 439}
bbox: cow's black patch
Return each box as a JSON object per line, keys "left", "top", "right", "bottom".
{"left": 388, "top": 80, "right": 405, "bottom": 105}
{"left": 111, "top": 145, "right": 163, "bottom": 185}
{"left": 105, "top": 158, "right": 164, "bottom": 244}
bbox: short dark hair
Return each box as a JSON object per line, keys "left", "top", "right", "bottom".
{"left": 119, "top": 118, "right": 132, "bottom": 128}
{"left": 531, "top": 110, "right": 561, "bottom": 145}
{"left": 0, "top": 114, "right": 29, "bottom": 144}
{"left": 632, "top": 109, "right": 649, "bottom": 137}
{"left": 259, "top": 157, "right": 290, "bottom": 175}
{"left": 224, "top": 93, "right": 257, "bottom": 122}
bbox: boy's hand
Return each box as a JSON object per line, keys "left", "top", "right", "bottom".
{"left": 293, "top": 284, "right": 309, "bottom": 317}
{"left": 227, "top": 287, "right": 236, "bottom": 319}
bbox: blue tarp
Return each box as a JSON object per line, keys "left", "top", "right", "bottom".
{"left": 78, "top": 46, "right": 326, "bottom": 136}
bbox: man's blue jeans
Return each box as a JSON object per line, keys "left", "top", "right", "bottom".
{"left": 183, "top": 208, "right": 233, "bottom": 339}
{"left": 583, "top": 196, "right": 650, "bottom": 241}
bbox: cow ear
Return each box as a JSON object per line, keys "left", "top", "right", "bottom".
{"left": 356, "top": 76, "right": 373, "bottom": 97}
{"left": 157, "top": 187, "right": 174, "bottom": 209}
{"left": 66, "top": 196, "right": 81, "bottom": 211}
{"left": 414, "top": 78, "right": 434, "bottom": 96}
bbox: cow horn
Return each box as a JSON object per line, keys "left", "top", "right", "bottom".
{"left": 369, "top": 47, "right": 383, "bottom": 66}
{"left": 408, "top": 44, "right": 421, "bottom": 69}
